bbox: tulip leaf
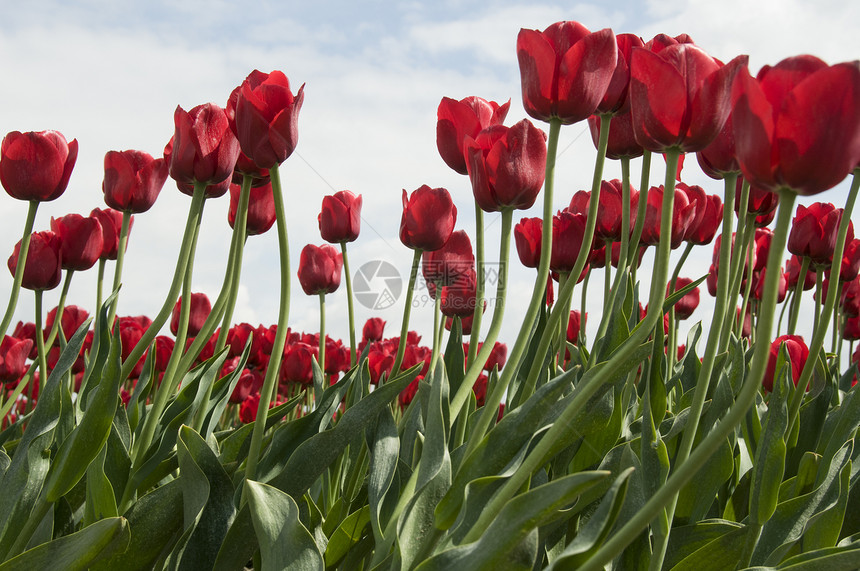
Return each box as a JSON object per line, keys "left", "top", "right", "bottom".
{"left": 366, "top": 407, "right": 399, "bottom": 543}
{"left": 83, "top": 442, "right": 118, "bottom": 526}
{"left": 663, "top": 519, "right": 744, "bottom": 569}
{"left": 750, "top": 370, "right": 790, "bottom": 526}
{"left": 666, "top": 523, "right": 749, "bottom": 571}
{"left": 245, "top": 480, "right": 323, "bottom": 571}
{"left": 324, "top": 505, "right": 371, "bottom": 568}
{"left": 0, "top": 517, "right": 129, "bottom": 571}
{"left": 443, "top": 316, "right": 465, "bottom": 397}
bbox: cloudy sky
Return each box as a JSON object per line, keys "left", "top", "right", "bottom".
{"left": 1, "top": 0, "right": 857, "bottom": 354}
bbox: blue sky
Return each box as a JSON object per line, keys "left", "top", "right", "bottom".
{"left": 1, "top": 0, "right": 857, "bottom": 350}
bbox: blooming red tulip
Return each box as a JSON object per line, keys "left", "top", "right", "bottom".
{"left": 763, "top": 335, "right": 809, "bottom": 392}
{"left": 50, "top": 214, "right": 104, "bottom": 271}
{"left": 45, "top": 305, "right": 89, "bottom": 341}
{"left": 89, "top": 207, "right": 129, "bottom": 261}
{"left": 436, "top": 96, "right": 510, "bottom": 175}
{"left": 115, "top": 316, "right": 149, "bottom": 378}
{"left": 597, "top": 33, "right": 645, "bottom": 115}
{"left": 587, "top": 109, "right": 644, "bottom": 160}
{"left": 838, "top": 239, "right": 860, "bottom": 282}
{"left": 732, "top": 56, "right": 860, "bottom": 195}
{"left": 668, "top": 277, "right": 700, "bottom": 320}
{"left": 517, "top": 21, "right": 617, "bottom": 124}
{"left": 362, "top": 318, "right": 386, "bottom": 343}
{"left": 102, "top": 150, "right": 168, "bottom": 213}
{"left": 696, "top": 108, "right": 740, "bottom": 178}
{"left": 440, "top": 271, "right": 478, "bottom": 318}
{"left": 232, "top": 70, "right": 305, "bottom": 169}
{"left": 679, "top": 183, "right": 722, "bottom": 245}
{"left": 281, "top": 342, "right": 317, "bottom": 385}
{"left": 514, "top": 217, "right": 543, "bottom": 269}
{"left": 168, "top": 103, "right": 240, "bottom": 189}
{"left": 1, "top": 130, "right": 78, "bottom": 202}
{"left": 8, "top": 231, "right": 62, "bottom": 291}
{"left": 483, "top": 341, "right": 508, "bottom": 372}
{"left": 787, "top": 203, "right": 853, "bottom": 267}
{"left": 152, "top": 335, "right": 175, "bottom": 372}
{"left": 569, "top": 179, "right": 638, "bottom": 242}
{"left": 465, "top": 119, "right": 547, "bottom": 212}
{"left": 319, "top": 190, "right": 362, "bottom": 243}
{"left": 422, "top": 230, "right": 474, "bottom": 287}
{"left": 298, "top": 244, "right": 343, "bottom": 295}
{"left": 550, "top": 210, "right": 587, "bottom": 273}
{"left": 640, "top": 186, "right": 697, "bottom": 249}
{"left": 170, "top": 292, "right": 212, "bottom": 337}
{"left": 399, "top": 186, "right": 457, "bottom": 251}
{"left": 229, "top": 367, "right": 263, "bottom": 404}
{"left": 0, "top": 335, "right": 33, "bottom": 384}
{"left": 228, "top": 180, "right": 276, "bottom": 235}
{"left": 630, "top": 43, "right": 747, "bottom": 152}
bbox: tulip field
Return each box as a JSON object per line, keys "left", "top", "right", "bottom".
{"left": 0, "top": 19, "right": 859, "bottom": 571}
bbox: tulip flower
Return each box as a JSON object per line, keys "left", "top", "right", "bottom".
{"left": 732, "top": 56, "right": 860, "bottom": 195}
{"left": 102, "top": 150, "right": 169, "bottom": 213}
{"left": 668, "top": 277, "right": 700, "bottom": 320}
{"left": 297, "top": 244, "right": 343, "bottom": 296}
{"left": 228, "top": 180, "right": 276, "bottom": 235}
{"left": 231, "top": 69, "right": 305, "bottom": 169}
{"left": 587, "top": 109, "right": 644, "bottom": 160}
{"left": 422, "top": 230, "right": 475, "bottom": 287}
{"left": 0, "top": 130, "right": 78, "bottom": 202}
{"left": 763, "top": 335, "right": 809, "bottom": 392}
{"left": 785, "top": 255, "right": 815, "bottom": 291}
{"left": 399, "top": 186, "right": 457, "bottom": 252}
{"left": 45, "top": 305, "right": 89, "bottom": 341}
{"left": 514, "top": 217, "right": 543, "bottom": 269}
{"left": 170, "top": 292, "right": 212, "bottom": 337}
{"left": 787, "top": 202, "right": 853, "bottom": 267}
{"left": 516, "top": 21, "right": 617, "bottom": 124}
{"left": 362, "top": 318, "right": 386, "bottom": 343}
{"left": 50, "top": 214, "right": 104, "bottom": 272}
{"left": 597, "top": 33, "right": 645, "bottom": 115}
{"left": 439, "top": 271, "right": 479, "bottom": 318}
{"left": 465, "top": 119, "right": 547, "bottom": 212}
{"left": 549, "top": 210, "right": 588, "bottom": 273}
{"left": 0, "top": 335, "right": 33, "bottom": 384}
{"left": 168, "top": 103, "right": 240, "bottom": 189}
{"left": 318, "top": 190, "right": 362, "bottom": 244}
{"left": 436, "top": 96, "right": 510, "bottom": 175}
{"left": 630, "top": 42, "right": 747, "bottom": 152}
{"left": 639, "top": 186, "right": 697, "bottom": 249}
{"left": 566, "top": 310, "right": 586, "bottom": 344}
{"left": 696, "top": 109, "right": 740, "bottom": 179}
{"left": 280, "top": 342, "right": 317, "bottom": 385}
{"left": 7, "top": 231, "right": 62, "bottom": 291}
{"left": 569, "top": 179, "right": 638, "bottom": 243}
{"left": 679, "top": 184, "right": 722, "bottom": 245}
{"left": 89, "top": 208, "right": 128, "bottom": 261}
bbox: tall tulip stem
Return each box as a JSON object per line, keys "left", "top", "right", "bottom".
{"left": 106, "top": 211, "right": 132, "bottom": 328}
{"left": 340, "top": 242, "right": 357, "bottom": 366}
{"left": 468, "top": 204, "right": 486, "bottom": 366}
{"left": 215, "top": 173, "right": 252, "bottom": 354}
{"left": 0, "top": 200, "right": 39, "bottom": 339}
{"left": 391, "top": 249, "right": 422, "bottom": 375}
{"left": 787, "top": 256, "right": 811, "bottom": 335}
{"left": 33, "top": 290, "right": 47, "bottom": 391}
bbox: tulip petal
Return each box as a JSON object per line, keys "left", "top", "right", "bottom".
{"left": 732, "top": 67, "right": 778, "bottom": 190}
{"left": 557, "top": 28, "right": 617, "bottom": 124}
{"left": 630, "top": 47, "right": 687, "bottom": 150}
{"left": 517, "top": 28, "right": 557, "bottom": 122}
{"left": 684, "top": 54, "right": 747, "bottom": 152}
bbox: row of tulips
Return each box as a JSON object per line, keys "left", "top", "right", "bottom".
{"left": 0, "top": 17, "right": 858, "bottom": 571}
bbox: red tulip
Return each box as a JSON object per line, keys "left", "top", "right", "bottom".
{"left": 838, "top": 238, "right": 860, "bottom": 282}
{"left": 229, "top": 367, "right": 264, "bottom": 404}
{"left": 168, "top": 103, "right": 240, "bottom": 189}
{"left": 597, "top": 33, "right": 645, "bottom": 115}
{"left": 630, "top": 42, "right": 747, "bottom": 152}
{"left": 514, "top": 217, "right": 543, "bottom": 268}
{"left": 784, "top": 255, "right": 815, "bottom": 291}
{"left": 8, "top": 231, "right": 62, "bottom": 291}
{"left": 440, "top": 271, "right": 478, "bottom": 318}
{"left": 465, "top": 119, "right": 547, "bottom": 212}
{"left": 398, "top": 375, "right": 421, "bottom": 408}
{"left": 842, "top": 278, "right": 860, "bottom": 317}
{"left": 587, "top": 109, "right": 644, "bottom": 160}
{"left": 843, "top": 316, "right": 860, "bottom": 341}
{"left": 50, "top": 214, "right": 104, "bottom": 271}
{"left": 1, "top": 130, "right": 78, "bottom": 202}
{"left": 763, "top": 335, "right": 809, "bottom": 392}
{"left": 362, "top": 318, "right": 386, "bottom": 343}
{"left": 45, "top": 305, "right": 89, "bottom": 341}
{"left": 639, "top": 186, "right": 697, "bottom": 249}
{"left": 228, "top": 180, "right": 276, "bottom": 235}
{"left": 517, "top": 21, "right": 617, "bottom": 124}
{"left": 399, "top": 186, "right": 457, "bottom": 252}
{"left": 152, "top": 335, "right": 175, "bottom": 372}
{"left": 422, "top": 230, "right": 474, "bottom": 287}
{"left": 318, "top": 190, "right": 362, "bottom": 243}
{"left": 280, "top": 342, "right": 317, "bottom": 385}
{"left": 787, "top": 203, "right": 853, "bottom": 267}
{"left": 668, "top": 277, "right": 700, "bottom": 320}
{"left": 569, "top": 179, "right": 638, "bottom": 242}
{"left": 566, "top": 310, "right": 586, "bottom": 344}
{"left": 732, "top": 56, "right": 860, "bottom": 195}
{"left": 483, "top": 341, "right": 508, "bottom": 372}
{"left": 0, "top": 335, "right": 33, "bottom": 384}
{"left": 115, "top": 316, "right": 149, "bottom": 378}
{"left": 550, "top": 210, "right": 587, "bottom": 273}
{"left": 696, "top": 108, "right": 740, "bottom": 178}
{"left": 231, "top": 70, "right": 305, "bottom": 169}
{"left": 170, "top": 292, "right": 212, "bottom": 337}
{"left": 102, "top": 150, "right": 168, "bottom": 213}
{"left": 436, "top": 96, "right": 510, "bottom": 175}
{"left": 679, "top": 183, "right": 722, "bottom": 245}
{"left": 298, "top": 244, "right": 343, "bottom": 295}
{"left": 89, "top": 207, "right": 129, "bottom": 261}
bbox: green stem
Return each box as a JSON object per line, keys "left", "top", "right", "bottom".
{"left": 318, "top": 293, "right": 326, "bottom": 377}
{"left": 720, "top": 180, "right": 751, "bottom": 347}
{"left": 96, "top": 258, "right": 106, "bottom": 316}
{"left": 627, "top": 150, "right": 651, "bottom": 267}
{"left": 603, "top": 243, "right": 612, "bottom": 311}
{"left": 341, "top": 242, "right": 357, "bottom": 366}
{"left": 215, "top": 173, "right": 252, "bottom": 354}
{"left": 737, "top": 221, "right": 756, "bottom": 338}
{"left": 107, "top": 211, "right": 132, "bottom": 329}
{"left": 556, "top": 271, "right": 570, "bottom": 366}
{"left": 787, "top": 256, "right": 811, "bottom": 335}
{"left": 580, "top": 189, "right": 797, "bottom": 571}
{"left": 429, "top": 286, "right": 442, "bottom": 376}
{"left": 813, "top": 269, "right": 823, "bottom": 333}
{"left": 580, "top": 271, "right": 590, "bottom": 344}
{"left": 34, "top": 290, "right": 47, "bottom": 390}
{"left": 616, "top": 156, "right": 633, "bottom": 280}
{"left": 468, "top": 203, "right": 486, "bottom": 367}
{"left": 0, "top": 200, "right": 39, "bottom": 339}
{"left": 244, "top": 163, "right": 292, "bottom": 485}
{"left": 391, "top": 249, "right": 422, "bottom": 374}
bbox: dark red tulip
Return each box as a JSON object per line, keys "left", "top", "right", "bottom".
{"left": 587, "top": 109, "right": 644, "bottom": 160}
{"left": 696, "top": 108, "right": 740, "bottom": 178}
{"left": 1, "top": 130, "right": 78, "bottom": 202}
{"left": 368, "top": 343, "right": 394, "bottom": 385}
{"left": 362, "top": 318, "right": 386, "bottom": 343}
{"left": 168, "top": 103, "right": 240, "bottom": 189}
{"left": 640, "top": 186, "right": 697, "bottom": 249}
{"left": 281, "top": 342, "right": 317, "bottom": 385}
{"left": 398, "top": 375, "right": 421, "bottom": 408}
{"left": 0, "top": 335, "right": 33, "bottom": 384}
{"left": 630, "top": 43, "right": 747, "bottom": 152}
{"left": 787, "top": 203, "right": 853, "bottom": 267}
{"left": 566, "top": 310, "right": 586, "bottom": 344}
{"left": 514, "top": 217, "right": 543, "bottom": 268}
{"left": 482, "top": 341, "right": 508, "bottom": 372}
{"left": 750, "top": 266, "right": 787, "bottom": 303}
{"left": 50, "top": 214, "right": 104, "bottom": 271}
{"left": 550, "top": 210, "right": 587, "bottom": 273}
{"left": 422, "top": 230, "right": 474, "bottom": 287}
{"left": 738, "top": 183, "right": 780, "bottom": 218}
{"left": 102, "top": 150, "right": 168, "bottom": 213}
{"left": 843, "top": 316, "right": 860, "bottom": 341}
{"left": 8, "top": 231, "right": 62, "bottom": 291}
{"left": 517, "top": 21, "right": 618, "bottom": 124}
{"left": 679, "top": 183, "right": 722, "bottom": 245}
{"left": 436, "top": 96, "right": 510, "bottom": 175}
{"left": 472, "top": 373, "right": 489, "bottom": 407}
{"left": 45, "top": 305, "right": 89, "bottom": 341}
{"left": 644, "top": 34, "right": 696, "bottom": 53}
{"left": 763, "top": 335, "right": 809, "bottom": 392}
{"left": 152, "top": 335, "right": 175, "bottom": 372}
{"left": 842, "top": 278, "right": 860, "bottom": 317}
{"left": 597, "top": 33, "right": 645, "bottom": 115}
{"left": 465, "top": 119, "right": 547, "bottom": 212}
{"left": 668, "top": 277, "right": 700, "bottom": 320}
{"left": 785, "top": 255, "right": 815, "bottom": 291}
{"left": 325, "top": 337, "right": 350, "bottom": 375}
{"left": 89, "top": 207, "right": 129, "bottom": 261}
{"left": 228, "top": 180, "right": 276, "bottom": 235}
{"left": 732, "top": 56, "right": 860, "bottom": 195}
{"left": 115, "top": 316, "right": 148, "bottom": 378}
{"left": 569, "top": 179, "right": 638, "bottom": 242}
{"left": 298, "top": 244, "right": 343, "bottom": 295}
{"left": 229, "top": 367, "right": 264, "bottom": 404}
{"left": 170, "top": 292, "right": 212, "bottom": 337}
{"left": 232, "top": 70, "right": 304, "bottom": 169}
{"left": 440, "top": 271, "right": 478, "bottom": 318}
{"left": 838, "top": 238, "right": 860, "bottom": 282}
{"left": 399, "top": 186, "right": 457, "bottom": 251}
{"left": 319, "top": 190, "right": 362, "bottom": 243}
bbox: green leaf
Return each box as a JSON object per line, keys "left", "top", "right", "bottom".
{"left": 443, "top": 316, "right": 465, "bottom": 398}
{"left": 0, "top": 517, "right": 129, "bottom": 571}
{"left": 664, "top": 519, "right": 744, "bottom": 570}
{"left": 674, "top": 437, "right": 734, "bottom": 524}
{"left": 667, "top": 523, "right": 749, "bottom": 571}
{"left": 750, "top": 369, "right": 790, "bottom": 525}
{"left": 245, "top": 480, "right": 323, "bottom": 571}
{"left": 367, "top": 407, "right": 399, "bottom": 544}
{"left": 83, "top": 442, "right": 118, "bottom": 526}
{"left": 324, "top": 505, "right": 371, "bottom": 568}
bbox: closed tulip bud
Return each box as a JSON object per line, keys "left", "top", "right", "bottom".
{"left": 8, "top": 231, "right": 63, "bottom": 291}
{"left": 785, "top": 255, "right": 815, "bottom": 291}
{"left": 50, "top": 214, "right": 104, "bottom": 271}
{"left": 763, "top": 335, "right": 809, "bottom": 392}
{"left": 170, "top": 292, "right": 212, "bottom": 337}
{"left": 89, "top": 207, "right": 129, "bottom": 261}
{"left": 679, "top": 183, "right": 722, "bottom": 245}
{"left": 588, "top": 109, "right": 644, "bottom": 160}
{"left": 787, "top": 202, "right": 852, "bottom": 267}
{"left": 399, "top": 186, "right": 457, "bottom": 252}
{"left": 102, "top": 149, "right": 168, "bottom": 213}
{"left": 549, "top": 210, "right": 587, "bottom": 273}
{"left": 228, "top": 180, "right": 276, "bottom": 235}
{"left": 422, "top": 230, "right": 474, "bottom": 287}
{"left": 362, "top": 318, "right": 386, "bottom": 343}
{"left": 514, "top": 217, "right": 543, "bottom": 268}
{"left": 569, "top": 179, "right": 638, "bottom": 242}
{"left": 169, "top": 103, "right": 240, "bottom": 189}
{"left": 566, "top": 310, "right": 586, "bottom": 344}
{"left": 280, "top": 342, "right": 317, "bottom": 385}
{"left": 319, "top": 190, "right": 362, "bottom": 243}
{"left": 298, "top": 244, "right": 343, "bottom": 295}
{"left": 1, "top": 130, "right": 78, "bottom": 202}
{"left": 436, "top": 96, "right": 509, "bottom": 175}
{"left": 45, "top": 305, "right": 89, "bottom": 341}
{"left": 668, "top": 277, "right": 700, "bottom": 320}
{"left": 440, "top": 271, "right": 478, "bottom": 318}
{"left": 640, "top": 186, "right": 697, "bottom": 249}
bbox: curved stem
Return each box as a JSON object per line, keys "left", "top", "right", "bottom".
{"left": 787, "top": 256, "right": 811, "bottom": 335}
{"left": 244, "top": 163, "right": 292, "bottom": 485}
{"left": 468, "top": 204, "right": 485, "bottom": 366}
{"left": 627, "top": 150, "right": 651, "bottom": 267}
{"left": 391, "top": 249, "right": 422, "bottom": 374}
{"left": 0, "top": 200, "right": 39, "bottom": 339}
{"left": 341, "top": 242, "right": 357, "bottom": 366}
{"left": 107, "top": 211, "right": 132, "bottom": 329}
{"left": 215, "top": 173, "right": 252, "bottom": 354}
